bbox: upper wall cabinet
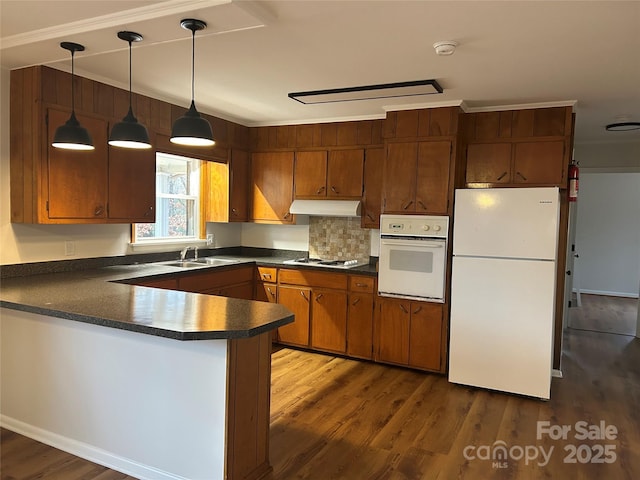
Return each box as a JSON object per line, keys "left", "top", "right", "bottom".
{"left": 294, "top": 149, "right": 364, "bottom": 199}
{"left": 250, "top": 151, "right": 295, "bottom": 224}
{"left": 383, "top": 141, "right": 453, "bottom": 215}
{"left": 9, "top": 65, "right": 249, "bottom": 224}
{"left": 464, "top": 106, "right": 573, "bottom": 188}
{"left": 361, "top": 147, "right": 384, "bottom": 229}
{"left": 201, "top": 149, "right": 250, "bottom": 224}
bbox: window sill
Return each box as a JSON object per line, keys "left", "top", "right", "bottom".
{"left": 129, "top": 239, "right": 208, "bottom": 253}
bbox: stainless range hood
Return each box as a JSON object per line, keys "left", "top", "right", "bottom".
{"left": 289, "top": 199, "right": 361, "bottom": 217}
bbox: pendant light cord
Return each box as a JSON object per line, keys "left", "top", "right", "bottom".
{"left": 191, "top": 29, "right": 195, "bottom": 103}
{"left": 70, "top": 50, "right": 76, "bottom": 113}
{"left": 128, "top": 40, "right": 133, "bottom": 107}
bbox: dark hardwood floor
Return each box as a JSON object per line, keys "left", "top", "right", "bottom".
{"left": 569, "top": 293, "right": 638, "bottom": 336}
{"left": 2, "top": 295, "right": 639, "bottom": 479}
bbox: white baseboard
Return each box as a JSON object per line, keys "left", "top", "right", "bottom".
{"left": 573, "top": 288, "right": 639, "bottom": 299}
{"left": 0, "top": 416, "right": 187, "bottom": 480}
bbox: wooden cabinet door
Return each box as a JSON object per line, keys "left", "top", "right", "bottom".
{"left": 229, "top": 149, "right": 249, "bottom": 221}
{"left": 347, "top": 293, "right": 374, "bottom": 359}
{"left": 311, "top": 289, "right": 347, "bottom": 353}
{"left": 221, "top": 282, "right": 254, "bottom": 300}
{"left": 251, "top": 152, "right": 294, "bottom": 223}
{"left": 408, "top": 302, "right": 443, "bottom": 371}
{"left": 466, "top": 143, "right": 512, "bottom": 184}
{"left": 415, "top": 141, "right": 451, "bottom": 214}
{"left": 294, "top": 151, "right": 327, "bottom": 197}
{"left": 47, "top": 108, "right": 108, "bottom": 220}
{"left": 376, "top": 298, "right": 410, "bottom": 365}
{"left": 513, "top": 141, "right": 565, "bottom": 185}
{"left": 383, "top": 142, "right": 417, "bottom": 213}
{"left": 255, "top": 283, "right": 278, "bottom": 303}
{"left": 362, "top": 147, "right": 384, "bottom": 228}
{"left": 327, "top": 149, "right": 364, "bottom": 198}
{"left": 277, "top": 285, "right": 311, "bottom": 347}
{"left": 108, "top": 145, "right": 156, "bottom": 221}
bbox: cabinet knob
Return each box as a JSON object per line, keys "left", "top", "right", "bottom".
{"left": 316, "top": 186, "right": 326, "bottom": 195}
{"left": 231, "top": 208, "right": 238, "bottom": 216}
{"left": 315, "top": 293, "right": 324, "bottom": 302}
{"left": 283, "top": 212, "right": 291, "bottom": 219}
{"left": 417, "top": 200, "right": 427, "bottom": 210}
{"left": 366, "top": 213, "right": 375, "bottom": 221}
{"left": 300, "top": 291, "right": 308, "bottom": 301}
{"left": 516, "top": 171, "right": 527, "bottom": 181}
{"left": 497, "top": 171, "right": 508, "bottom": 181}
{"left": 413, "top": 306, "right": 423, "bottom": 314}
{"left": 355, "top": 283, "right": 367, "bottom": 288}
{"left": 262, "top": 273, "right": 272, "bottom": 280}
{"left": 351, "top": 297, "right": 361, "bottom": 306}
{"left": 94, "top": 206, "right": 104, "bottom": 216}
{"left": 144, "top": 206, "right": 153, "bottom": 217}
{"left": 267, "top": 287, "right": 275, "bottom": 296}
{"left": 331, "top": 186, "right": 339, "bottom": 194}
{"left": 402, "top": 200, "right": 413, "bottom": 210}
{"left": 399, "top": 304, "right": 408, "bottom": 313}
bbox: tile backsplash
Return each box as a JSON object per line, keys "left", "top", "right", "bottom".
{"left": 309, "top": 217, "right": 370, "bottom": 261}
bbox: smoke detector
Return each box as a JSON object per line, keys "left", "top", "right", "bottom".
{"left": 433, "top": 41, "right": 458, "bottom": 56}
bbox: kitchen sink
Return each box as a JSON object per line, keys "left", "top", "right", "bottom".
{"left": 163, "top": 257, "right": 238, "bottom": 268}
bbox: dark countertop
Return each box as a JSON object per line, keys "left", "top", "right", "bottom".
{"left": 0, "top": 252, "right": 378, "bottom": 341}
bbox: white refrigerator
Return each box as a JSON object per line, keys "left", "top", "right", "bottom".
{"left": 449, "top": 187, "right": 560, "bottom": 399}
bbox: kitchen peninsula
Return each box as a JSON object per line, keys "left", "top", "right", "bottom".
{"left": 0, "top": 262, "right": 294, "bottom": 480}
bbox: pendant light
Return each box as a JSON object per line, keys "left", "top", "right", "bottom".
{"left": 52, "top": 42, "right": 94, "bottom": 150}
{"left": 109, "top": 31, "right": 151, "bottom": 149}
{"left": 170, "top": 18, "right": 214, "bottom": 147}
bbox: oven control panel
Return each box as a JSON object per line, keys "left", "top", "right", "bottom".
{"left": 380, "top": 215, "right": 449, "bottom": 238}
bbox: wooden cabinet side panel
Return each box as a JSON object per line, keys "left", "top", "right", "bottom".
{"left": 201, "top": 160, "right": 231, "bottom": 223}
{"left": 226, "top": 333, "right": 273, "bottom": 480}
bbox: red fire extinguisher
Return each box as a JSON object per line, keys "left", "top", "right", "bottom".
{"left": 568, "top": 161, "right": 579, "bottom": 202}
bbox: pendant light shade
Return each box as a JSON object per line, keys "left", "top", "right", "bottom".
{"left": 109, "top": 31, "right": 151, "bottom": 149}
{"left": 170, "top": 19, "right": 214, "bottom": 147}
{"left": 52, "top": 42, "right": 94, "bottom": 151}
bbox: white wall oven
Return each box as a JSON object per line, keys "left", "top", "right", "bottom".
{"left": 378, "top": 215, "right": 449, "bottom": 303}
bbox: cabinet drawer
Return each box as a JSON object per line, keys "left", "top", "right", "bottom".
{"left": 279, "top": 269, "right": 347, "bottom": 289}
{"left": 257, "top": 267, "right": 277, "bottom": 283}
{"left": 178, "top": 266, "right": 254, "bottom": 293}
{"left": 349, "top": 276, "right": 374, "bottom": 293}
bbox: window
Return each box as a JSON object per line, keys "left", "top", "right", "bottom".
{"left": 133, "top": 152, "right": 201, "bottom": 243}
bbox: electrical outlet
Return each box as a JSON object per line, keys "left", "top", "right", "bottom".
{"left": 64, "top": 241, "right": 75, "bottom": 256}
{"left": 206, "top": 234, "right": 215, "bottom": 247}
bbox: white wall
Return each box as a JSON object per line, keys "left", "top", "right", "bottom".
{"left": 574, "top": 172, "right": 640, "bottom": 297}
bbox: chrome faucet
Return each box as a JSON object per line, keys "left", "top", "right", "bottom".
{"left": 180, "top": 246, "right": 199, "bottom": 262}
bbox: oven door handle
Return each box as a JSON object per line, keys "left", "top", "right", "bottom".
{"left": 381, "top": 239, "right": 444, "bottom": 248}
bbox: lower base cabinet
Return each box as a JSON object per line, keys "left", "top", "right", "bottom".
{"left": 277, "top": 285, "right": 311, "bottom": 347}
{"left": 376, "top": 297, "right": 443, "bottom": 372}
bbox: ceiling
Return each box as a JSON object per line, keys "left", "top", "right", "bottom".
{"left": 1, "top": 0, "right": 639, "bottom": 147}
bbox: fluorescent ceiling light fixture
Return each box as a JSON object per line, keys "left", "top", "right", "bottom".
{"left": 288, "top": 79, "right": 443, "bottom": 105}
{"left": 605, "top": 122, "right": 640, "bottom": 131}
